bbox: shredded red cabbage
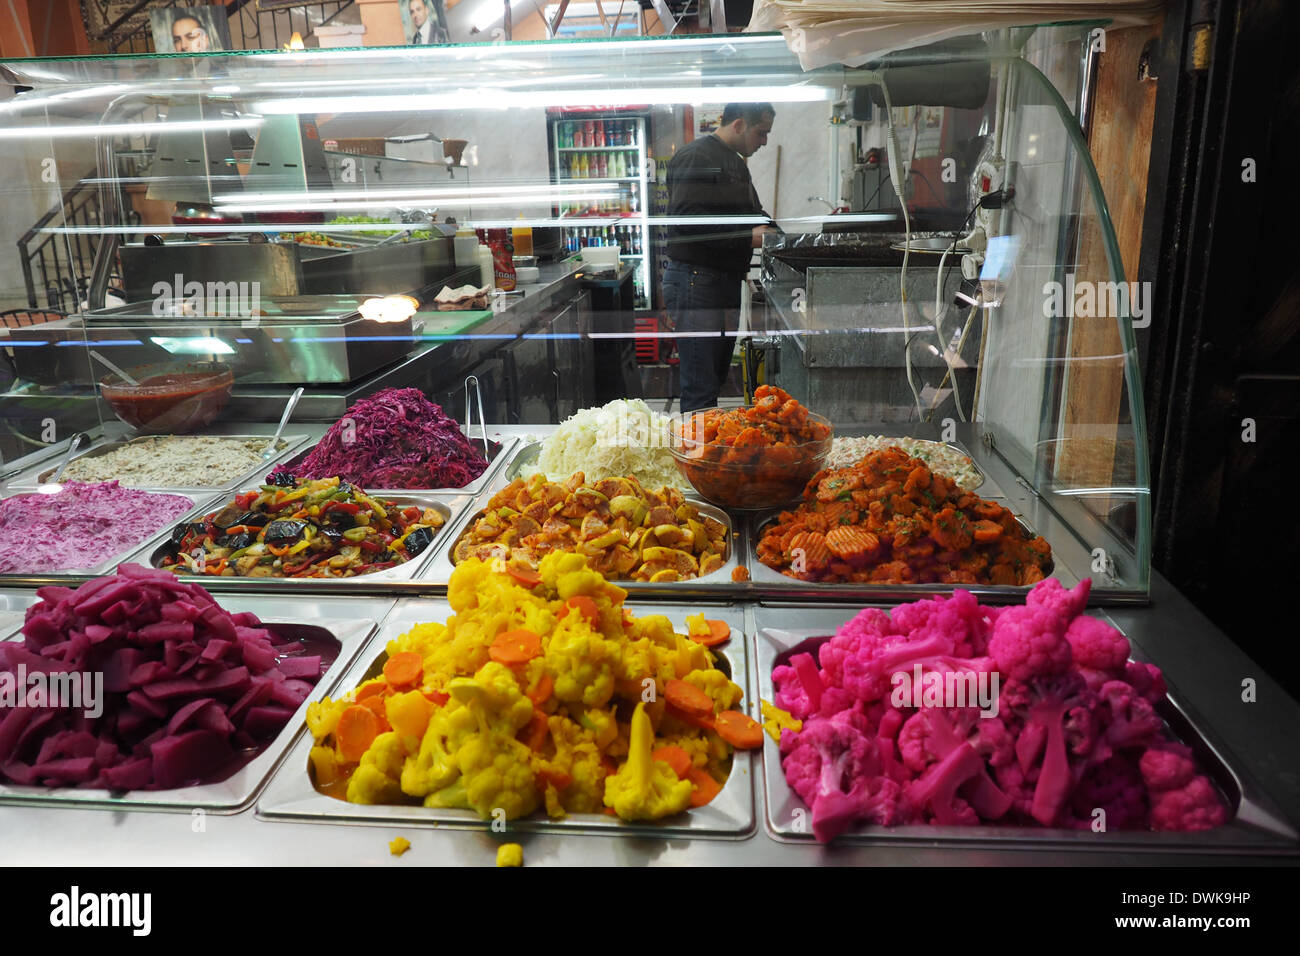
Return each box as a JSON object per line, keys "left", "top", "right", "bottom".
{"left": 282, "top": 387, "right": 488, "bottom": 489}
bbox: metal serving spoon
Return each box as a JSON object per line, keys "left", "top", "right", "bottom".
{"left": 263, "top": 387, "right": 304, "bottom": 460}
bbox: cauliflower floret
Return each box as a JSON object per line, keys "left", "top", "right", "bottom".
{"left": 545, "top": 713, "right": 607, "bottom": 814}
{"left": 306, "top": 696, "right": 349, "bottom": 742}
{"left": 548, "top": 619, "right": 619, "bottom": 708}
{"left": 496, "top": 843, "right": 523, "bottom": 867}
{"left": 346, "top": 731, "right": 407, "bottom": 804}
{"left": 604, "top": 702, "right": 693, "bottom": 821}
{"left": 458, "top": 736, "right": 540, "bottom": 820}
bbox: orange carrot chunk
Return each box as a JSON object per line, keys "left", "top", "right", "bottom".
{"left": 652, "top": 745, "right": 693, "bottom": 778}
{"left": 713, "top": 710, "right": 764, "bottom": 750}
{"left": 559, "top": 595, "right": 599, "bottom": 626}
{"left": 526, "top": 672, "right": 554, "bottom": 706}
{"left": 689, "top": 619, "right": 731, "bottom": 646}
{"left": 491, "top": 628, "right": 543, "bottom": 665}
{"left": 356, "top": 695, "right": 392, "bottom": 732}
{"left": 521, "top": 709, "right": 549, "bottom": 750}
{"left": 664, "top": 679, "right": 714, "bottom": 718}
{"left": 507, "top": 565, "right": 542, "bottom": 588}
{"left": 383, "top": 651, "right": 424, "bottom": 688}
{"left": 536, "top": 768, "right": 574, "bottom": 791}
{"left": 336, "top": 705, "right": 380, "bottom": 762}
{"left": 687, "top": 767, "right": 722, "bottom": 807}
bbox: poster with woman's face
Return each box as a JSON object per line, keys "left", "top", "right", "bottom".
{"left": 149, "top": 6, "right": 233, "bottom": 53}
{"left": 401, "top": 0, "right": 451, "bottom": 46}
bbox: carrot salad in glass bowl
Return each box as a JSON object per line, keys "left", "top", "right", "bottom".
{"left": 669, "top": 386, "right": 832, "bottom": 510}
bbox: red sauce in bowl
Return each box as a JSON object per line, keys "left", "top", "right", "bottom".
{"left": 100, "top": 364, "right": 234, "bottom": 433}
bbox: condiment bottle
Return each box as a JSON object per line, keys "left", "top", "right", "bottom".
{"left": 476, "top": 242, "right": 493, "bottom": 288}
{"left": 454, "top": 226, "right": 479, "bottom": 268}
{"left": 487, "top": 228, "right": 516, "bottom": 291}
{"left": 513, "top": 215, "right": 533, "bottom": 257}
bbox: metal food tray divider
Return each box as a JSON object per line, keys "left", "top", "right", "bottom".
{"left": 257, "top": 601, "right": 756, "bottom": 838}
{"left": 0, "top": 617, "right": 378, "bottom": 813}
{"left": 752, "top": 617, "right": 1298, "bottom": 851}
{"left": 6, "top": 433, "right": 310, "bottom": 493}
{"left": 131, "top": 491, "right": 475, "bottom": 586}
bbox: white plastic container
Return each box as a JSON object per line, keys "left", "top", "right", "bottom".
{"left": 454, "top": 227, "right": 479, "bottom": 268}
{"left": 476, "top": 243, "right": 494, "bottom": 288}
{"left": 580, "top": 245, "right": 620, "bottom": 270}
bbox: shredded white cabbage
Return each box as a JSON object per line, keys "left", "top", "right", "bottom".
{"left": 529, "top": 400, "right": 686, "bottom": 488}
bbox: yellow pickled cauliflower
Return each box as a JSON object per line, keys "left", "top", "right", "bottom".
{"left": 346, "top": 731, "right": 407, "bottom": 804}
{"left": 534, "top": 713, "right": 608, "bottom": 815}
{"left": 548, "top": 616, "right": 620, "bottom": 708}
{"left": 496, "top": 843, "right": 523, "bottom": 867}
{"left": 603, "top": 702, "right": 693, "bottom": 820}
{"left": 399, "top": 663, "right": 539, "bottom": 821}
{"left": 306, "top": 553, "right": 746, "bottom": 826}
{"left": 761, "top": 700, "right": 802, "bottom": 742}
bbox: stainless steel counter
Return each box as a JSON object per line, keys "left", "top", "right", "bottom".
{"left": 0, "top": 423, "right": 1297, "bottom": 864}
{"left": 223, "top": 260, "right": 586, "bottom": 421}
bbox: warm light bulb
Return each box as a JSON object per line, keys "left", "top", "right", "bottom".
{"left": 359, "top": 295, "right": 419, "bottom": 323}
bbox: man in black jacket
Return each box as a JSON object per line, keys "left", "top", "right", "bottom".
{"left": 664, "top": 103, "right": 776, "bottom": 412}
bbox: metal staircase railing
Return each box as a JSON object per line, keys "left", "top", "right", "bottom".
{"left": 15, "top": 172, "right": 136, "bottom": 311}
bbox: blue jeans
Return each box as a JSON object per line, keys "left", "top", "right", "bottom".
{"left": 663, "top": 260, "right": 744, "bottom": 413}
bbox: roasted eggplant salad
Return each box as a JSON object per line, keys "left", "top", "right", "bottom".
{"left": 157, "top": 477, "right": 444, "bottom": 578}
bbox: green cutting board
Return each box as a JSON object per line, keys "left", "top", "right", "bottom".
{"left": 413, "top": 310, "right": 495, "bottom": 339}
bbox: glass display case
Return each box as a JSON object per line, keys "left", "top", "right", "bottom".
{"left": 0, "top": 29, "right": 1148, "bottom": 599}
{"left": 0, "top": 29, "right": 1294, "bottom": 865}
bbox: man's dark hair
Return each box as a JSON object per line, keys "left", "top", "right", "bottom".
{"left": 721, "top": 103, "right": 775, "bottom": 126}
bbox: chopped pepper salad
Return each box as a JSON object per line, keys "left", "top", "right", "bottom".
{"left": 158, "top": 477, "right": 444, "bottom": 578}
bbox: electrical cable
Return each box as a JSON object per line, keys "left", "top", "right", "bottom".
{"left": 929, "top": 197, "right": 982, "bottom": 421}
{"left": 871, "top": 74, "right": 924, "bottom": 420}
{"left": 929, "top": 190, "right": 1013, "bottom": 422}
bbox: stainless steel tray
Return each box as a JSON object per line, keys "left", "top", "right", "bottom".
{"left": 273, "top": 436, "right": 517, "bottom": 498}
{"left": 257, "top": 601, "right": 756, "bottom": 838}
{"left": 0, "top": 488, "right": 218, "bottom": 579}
{"left": 745, "top": 504, "right": 1077, "bottom": 603}
{"left": 753, "top": 618, "right": 1298, "bottom": 851}
{"left": 7, "top": 433, "right": 309, "bottom": 492}
{"left": 135, "top": 490, "right": 471, "bottom": 586}
{"left": 0, "top": 611, "right": 23, "bottom": 641}
{"left": 420, "top": 496, "right": 750, "bottom": 597}
{"left": 0, "top": 617, "right": 377, "bottom": 813}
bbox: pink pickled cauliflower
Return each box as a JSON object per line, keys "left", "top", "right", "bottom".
{"left": 988, "top": 604, "right": 1073, "bottom": 682}
{"left": 774, "top": 577, "right": 1229, "bottom": 841}
{"left": 780, "top": 711, "right": 909, "bottom": 841}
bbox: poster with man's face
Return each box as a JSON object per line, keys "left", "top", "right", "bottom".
{"left": 150, "top": 6, "right": 233, "bottom": 54}
{"left": 401, "top": 0, "right": 451, "bottom": 46}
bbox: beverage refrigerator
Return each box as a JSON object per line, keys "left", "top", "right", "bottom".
{"left": 547, "top": 110, "right": 652, "bottom": 310}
